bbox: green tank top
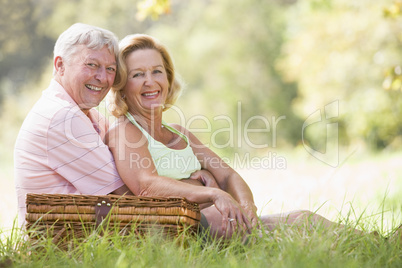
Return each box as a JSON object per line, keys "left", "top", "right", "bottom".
{"left": 125, "top": 112, "right": 201, "bottom": 179}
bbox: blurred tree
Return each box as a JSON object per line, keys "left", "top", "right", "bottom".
{"left": 383, "top": 0, "right": 402, "bottom": 18}
{"left": 3, "top": 0, "right": 400, "bottom": 161}
{"left": 150, "top": 0, "right": 303, "bottom": 156}
{"left": 277, "top": 0, "right": 402, "bottom": 151}
{"left": 383, "top": 0, "right": 402, "bottom": 92}
{"left": 0, "top": 0, "right": 54, "bottom": 106}
{"left": 0, "top": 0, "right": 303, "bottom": 159}
{"left": 0, "top": 0, "right": 155, "bottom": 112}
{"left": 0, "top": 0, "right": 153, "bottom": 164}
{"left": 136, "top": 0, "right": 171, "bottom": 21}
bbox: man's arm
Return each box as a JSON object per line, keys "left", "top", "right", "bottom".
{"left": 47, "top": 107, "right": 124, "bottom": 195}
{"left": 111, "top": 184, "right": 134, "bottom": 195}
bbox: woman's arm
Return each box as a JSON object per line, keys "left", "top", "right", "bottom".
{"left": 105, "top": 119, "right": 252, "bottom": 234}
{"left": 171, "top": 124, "right": 259, "bottom": 227}
{"left": 188, "top": 169, "right": 220, "bottom": 188}
{"left": 182, "top": 169, "right": 220, "bottom": 209}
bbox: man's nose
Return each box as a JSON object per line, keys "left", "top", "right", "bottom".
{"left": 95, "top": 67, "right": 107, "bottom": 82}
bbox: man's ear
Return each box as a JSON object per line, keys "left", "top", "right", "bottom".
{"left": 54, "top": 56, "right": 65, "bottom": 75}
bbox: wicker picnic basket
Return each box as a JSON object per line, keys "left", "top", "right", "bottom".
{"left": 26, "top": 193, "right": 201, "bottom": 243}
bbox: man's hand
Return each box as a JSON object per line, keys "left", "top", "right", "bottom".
{"left": 180, "top": 170, "right": 220, "bottom": 209}
{"left": 189, "top": 169, "right": 220, "bottom": 188}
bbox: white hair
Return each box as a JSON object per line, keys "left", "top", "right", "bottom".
{"left": 53, "top": 23, "right": 119, "bottom": 75}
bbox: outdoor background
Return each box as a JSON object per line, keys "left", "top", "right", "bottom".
{"left": 1, "top": 0, "right": 401, "bottom": 232}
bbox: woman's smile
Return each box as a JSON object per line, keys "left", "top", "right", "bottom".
{"left": 142, "top": 90, "right": 160, "bottom": 98}
{"left": 124, "top": 48, "right": 169, "bottom": 112}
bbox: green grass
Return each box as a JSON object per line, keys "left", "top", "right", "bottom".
{"left": 1, "top": 214, "right": 401, "bottom": 268}
{"left": 1, "top": 151, "right": 401, "bottom": 267}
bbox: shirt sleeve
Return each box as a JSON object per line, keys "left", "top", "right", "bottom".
{"left": 47, "top": 105, "right": 124, "bottom": 195}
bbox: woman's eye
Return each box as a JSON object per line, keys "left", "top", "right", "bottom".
{"left": 153, "top": 69, "right": 163, "bottom": 74}
{"left": 133, "top": 72, "right": 143, "bottom": 78}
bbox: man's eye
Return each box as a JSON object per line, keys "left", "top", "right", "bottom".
{"left": 87, "top": 63, "right": 96, "bottom": 67}
{"left": 107, "top": 67, "right": 116, "bottom": 72}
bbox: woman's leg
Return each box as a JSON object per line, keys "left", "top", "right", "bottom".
{"left": 202, "top": 207, "right": 365, "bottom": 238}
{"left": 260, "top": 210, "right": 364, "bottom": 234}
{"left": 201, "top": 205, "right": 229, "bottom": 239}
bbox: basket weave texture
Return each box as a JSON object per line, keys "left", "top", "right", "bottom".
{"left": 26, "top": 193, "right": 201, "bottom": 242}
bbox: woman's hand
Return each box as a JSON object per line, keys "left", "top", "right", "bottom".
{"left": 189, "top": 169, "right": 220, "bottom": 188}
{"left": 240, "top": 201, "right": 259, "bottom": 229}
{"left": 190, "top": 170, "right": 258, "bottom": 234}
{"left": 211, "top": 189, "right": 253, "bottom": 237}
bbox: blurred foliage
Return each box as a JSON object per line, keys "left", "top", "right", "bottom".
{"left": 383, "top": 1, "right": 402, "bottom": 93}
{"left": 1, "top": 0, "right": 402, "bottom": 167}
{"left": 136, "top": 0, "right": 171, "bottom": 21}
{"left": 277, "top": 0, "right": 402, "bottom": 151}
{"left": 383, "top": 0, "right": 402, "bottom": 18}
{"left": 0, "top": 0, "right": 54, "bottom": 103}
{"left": 152, "top": 0, "right": 303, "bottom": 156}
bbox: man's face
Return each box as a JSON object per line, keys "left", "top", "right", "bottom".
{"left": 58, "top": 45, "right": 117, "bottom": 112}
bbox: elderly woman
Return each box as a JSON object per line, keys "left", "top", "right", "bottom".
{"left": 106, "top": 34, "right": 369, "bottom": 239}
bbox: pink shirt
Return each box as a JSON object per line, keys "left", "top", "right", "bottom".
{"left": 14, "top": 79, "right": 124, "bottom": 225}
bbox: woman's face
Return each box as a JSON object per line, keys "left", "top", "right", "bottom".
{"left": 123, "top": 49, "right": 169, "bottom": 115}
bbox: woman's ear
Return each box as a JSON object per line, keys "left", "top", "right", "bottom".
{"left": 54, "top": 56, "right": 65, "bottom": 75}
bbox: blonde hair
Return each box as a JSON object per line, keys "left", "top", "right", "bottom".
{"left": 109, "top": 34, "right": 182, "bottom": 117}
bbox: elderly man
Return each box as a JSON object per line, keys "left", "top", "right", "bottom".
{"left": 14, "top": 23, "right": 130, "bottom": 226}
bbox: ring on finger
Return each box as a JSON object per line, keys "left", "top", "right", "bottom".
{"left": 228, "top": 218, "right": 235, "bottom": 222}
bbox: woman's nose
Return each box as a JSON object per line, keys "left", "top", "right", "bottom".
{"left": 144, "top": 72, "right": 155, "bottom": 85}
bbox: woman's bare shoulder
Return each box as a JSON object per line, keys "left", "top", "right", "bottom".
{"left": 106, "top": 116, "right": 145, "bottom": 145}
{"left": 169, "top": 123, "right": 189, "bottom": 134}
{"left": 168, "top": 123, "right": 204, "bottom": 146}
